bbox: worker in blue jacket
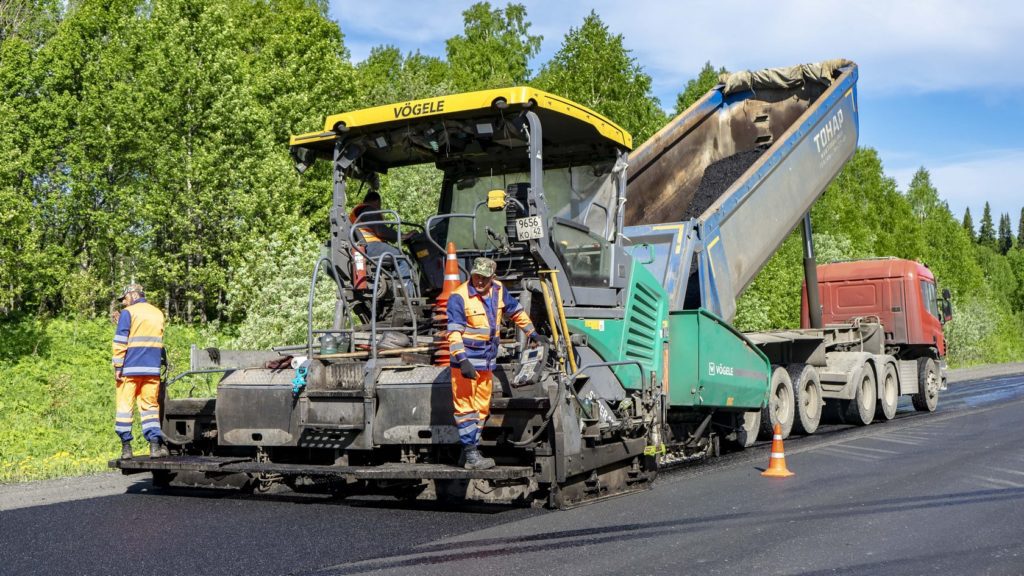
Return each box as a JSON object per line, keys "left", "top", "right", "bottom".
{"left": 447, "top": 258, "right": 548, "bottom": 469}
{"left": 112, "top": 284, "right": 169, "bottom": 459}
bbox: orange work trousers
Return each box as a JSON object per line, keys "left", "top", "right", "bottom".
{"left": 451, "top": 369, "right": 493, "bottom": 446}
{"left": 115, "top": 375, "right": 162, "bottom": 442}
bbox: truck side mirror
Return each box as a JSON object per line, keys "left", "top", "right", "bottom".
{"left": 941, "top": 288, "right": 951, "bottom": 300}
{"left": 942, "top": 299, "right": 953, "bottom": 323}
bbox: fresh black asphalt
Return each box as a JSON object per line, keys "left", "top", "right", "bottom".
{"left": 3, "top": 373, "right": 1024, "bottom": 576}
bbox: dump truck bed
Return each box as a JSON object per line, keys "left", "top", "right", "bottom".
{"left": 624, "top": 60, "right": 859, "bottom": 322}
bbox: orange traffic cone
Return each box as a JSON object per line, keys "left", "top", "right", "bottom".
{"left": 761, "top": 423, "right": 794, "bottom": 477}
{"left": 440, "top": 242, "right": 461, "bottom": 296}
{"left": 433, "top": 242, "right": 461, "bottom": 366}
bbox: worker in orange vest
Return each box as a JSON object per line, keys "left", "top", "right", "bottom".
{"left": 349, "top": 191, "right": 415, "bottom": 294}
{"left": 446, "top": 257, "right": 548, "bottom": 469}
{"left": 112, "top": 283, "right": 169, "bottom": 459}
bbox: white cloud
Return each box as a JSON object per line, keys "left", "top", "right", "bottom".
{"left": 330, "top": 0, "right": 1024, "bottom": 98}
{"left": 890, "top": 149, "right": 1024, "bottom": 228}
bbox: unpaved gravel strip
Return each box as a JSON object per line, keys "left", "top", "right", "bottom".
{"left": 0, "top": 471, "right": 142, "bottom": 512}
{"left": 946, "top": 362, "right": 1024, "bottom": 384}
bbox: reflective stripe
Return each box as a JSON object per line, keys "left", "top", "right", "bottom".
{"left": 141, "top": 410, "right": 159, "bottom": 417}
{"left": 454, "top": 411, "right": 479, "bottom": 423}
{"left": 115, "top": 423, "right": 132, "bottom": 431}
{"left": 447, "top": 323, "right": 467, "bottom": 332}
{"left": 141, "top": 420, "right": 161, "bottom": 431}
{"left": 444, "top": 274, "right": 460, "bottom": 281}
{"left": 771, "top": 453, "right": 786, "bottom": 459}
{"left": 128, "top": 336, "right": 163, "bottom": 344}
{"left": 773, "top": 435, "right": 783, "bottom": 440}
{"left": 522, "top": 323, "right": 535, "bottom": 334}
{"left": 112, "top": 358, "right": 124, "bottom": 366}
{"left": 123, "top": 366, "right": 161, "bottom": 375}
{"left": 449, "top": 342, "right": 465, "bottom": 352}
{"left": 115, "top": 411, "right": 133, "bottom": 419}
{"left": 465, "top": 327, "right": 490, "bottom": 336}
{"left": 113, "top": 335, "right": 128, "bottom": 344}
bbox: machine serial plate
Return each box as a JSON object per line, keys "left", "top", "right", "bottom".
{"left": 516, "top": 216, "right": 544, "bottom": 240}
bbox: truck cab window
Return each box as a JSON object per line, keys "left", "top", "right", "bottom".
{"left": 920, "top": 280, "right": 939, "bottom": 319}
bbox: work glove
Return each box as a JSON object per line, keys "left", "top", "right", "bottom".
{"left": 459, "top": 358, "right": 479, "bottom": 380}
{"left": 530, "top": 333, "right": 551, "bottom": 348}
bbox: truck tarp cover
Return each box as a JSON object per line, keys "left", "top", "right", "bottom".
{"left": 720, "top": 58, "right": 853, "bottom": 95}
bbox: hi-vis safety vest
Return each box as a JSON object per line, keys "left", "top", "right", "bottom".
{"left": 112, "top": 298, "right": 165, "bottom": 377}
{"left": 349, "top": 203, "right": 383, "bottom": 243}
{"left": 447, "top": 280, "right": 535, "bottom": 372}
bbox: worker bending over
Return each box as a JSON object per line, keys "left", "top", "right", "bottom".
{"left": 446, "top": 258, "right": 548, "bottom": 470}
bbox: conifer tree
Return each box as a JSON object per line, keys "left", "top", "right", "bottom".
{"left": 998, "top": 212, "right": 1013, "bottom": 254}
{"left": 962, "top": 207, "right": 975, "bottom": 241}
{"left": 978, "top": 202, "right": 996, "bottom": 249}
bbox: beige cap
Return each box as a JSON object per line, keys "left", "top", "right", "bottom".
{"left": 471, "top": 257, "right": 497, "bottom": 277}
{"left": 118, "top": 283, "right": 145, "bottom": 299}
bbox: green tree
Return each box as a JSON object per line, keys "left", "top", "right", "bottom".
{"left": 1018, "top": 207, "right": 1024, "bottom": 250}
{"left": 998, "top": 212, "right": 1013, "bottom": 254}
{"left": 533, "top": 10, "right": 667, "bottom": 144}
{"left": 962, "top": 207, "right": 975, "bottom": 241}
{"left": 978, "top": 201, "right": 996, "bottom": 249}
{"left": 355, "top": 45, "right": 453, "bottom": 107}
{"left": 445, "top": 2, "right": 541, "bottom": 91}
{"left": 674, "top": 61, "right": 726, "bottom": 115}
{"left": 4, "top": 0, "right": 355, "bottom": 321}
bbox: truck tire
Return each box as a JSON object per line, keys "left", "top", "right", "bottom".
{"left": 912, "top": 358, "right": 940, "bottom": 412}
{"left": 876, "top": 362, "right": 898, "bottom": 421}
{"left": 760, "top": 366, "right": 795, "bottom": 439}
{"left": 844, "top": 363, "right": 876, "bottom": 426}
{"left": 738, "top": 410, "right": 761, "bottom": 449}
{"left": 789, "top": 364, "right": 822, "bottom": 435}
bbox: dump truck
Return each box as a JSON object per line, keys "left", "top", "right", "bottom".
{"left": 113, "top": 58, "right": 950, "bottom": 508}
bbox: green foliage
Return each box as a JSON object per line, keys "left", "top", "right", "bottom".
{"left": 0, "top": 316, "right": 226, "bottom": 482}
{"left": 445, "top": 1, "right": 541, "bottom": 91}
{"left": 978, "top": 201, "right": 996, "bottom": 249}
{"left": 355, "top": 45, "right": 454, "bottom": 106}
{"left": 533, "top": 11, "right": 667, "bottom": 144}
{"left": 1018, "top": 208, "right": 1024, "bottom": 248}
{"left": 227, "top": 221, "right": 335, "bottom": 350}
{"left": 962, "top": 207, "right": 975, "bottom": 241}
{"left": 2, "top": 0, "right": 354, "bottom": 320}
{"left": 998, "top": 212, "right": 1013, "bottom": 254}
{"left": 675, "top": 61, "right": 726, "bottom": 115}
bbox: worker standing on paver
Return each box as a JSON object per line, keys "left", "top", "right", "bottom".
{"left": 112, "top": 283, "right": 169, "bottom": 459}
{"left": 446, "top": 257, "right": 548, "bottom": 469}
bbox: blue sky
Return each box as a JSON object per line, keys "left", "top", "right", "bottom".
{"left": 328, "top": 0, "right": 1024, "bottom": 232}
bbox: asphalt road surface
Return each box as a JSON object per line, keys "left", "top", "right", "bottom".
{"left": 3, "top": 370, "right": 1024, "bottom": 576}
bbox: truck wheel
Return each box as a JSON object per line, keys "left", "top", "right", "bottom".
{"left": 876, "top": 363, "right": 898, "bottom": 421}
{"left": 844, "top": 363, "right": 876, "bottom": 426}
{"left": 789, "top": 364, "right": 822, "bottom": 435}
{"left": 912, "top": 358, "right": 940, "bottom": 412}
{"left": 738, "top": 410, "right": 761, "bottom": 449}
{"left": 760, "top": 366, "right": 795, "bottom": 439}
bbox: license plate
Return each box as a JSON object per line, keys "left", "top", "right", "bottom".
{"left": 515, "top": 216, "right": 544, "bottom": 240}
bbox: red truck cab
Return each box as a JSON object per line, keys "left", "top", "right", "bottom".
{"left": 801, "top": 258, "right": 950, "bottom": 358}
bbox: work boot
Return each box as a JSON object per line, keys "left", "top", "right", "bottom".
{"left": 120, "top": 440, "right": 133, "bottom": 460}
{"left": 462, "top": 446, "right": 495, "bottom": 471}
{"left": 149, "top": 438, "right": 170, "bottom": 459}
